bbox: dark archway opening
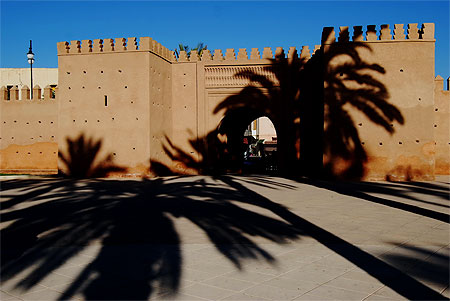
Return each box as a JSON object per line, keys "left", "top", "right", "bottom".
{"left": 217, "top": 109, "right": 279, "bottom": 175}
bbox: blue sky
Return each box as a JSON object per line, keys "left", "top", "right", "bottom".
{"left": 1, "top": 1, "right": 449, "bottom": 78}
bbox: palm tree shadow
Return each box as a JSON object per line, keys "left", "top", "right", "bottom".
{"left": 0, "top": 176, "right": 301, "bottom": 300}
{"left": 58, "top": 133, "right": 127, "bottom": 178}
{"left": 152, "top": 29, "right": 404, "bottom": 180}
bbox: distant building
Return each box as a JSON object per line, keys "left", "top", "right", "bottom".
{"left": 0, "top": 68, "right": 58, "bottom": 99}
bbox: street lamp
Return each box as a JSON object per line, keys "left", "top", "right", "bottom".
{"left": 27, "top": 40, "right": 35, "bottom": 99}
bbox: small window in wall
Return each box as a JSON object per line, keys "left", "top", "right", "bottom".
{"left": 104, "top": 95, "right": 108, "bottom": 106}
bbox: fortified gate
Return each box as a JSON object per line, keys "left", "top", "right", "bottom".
{"left": 1, "top": 22, "right": 449, "bottom": 180}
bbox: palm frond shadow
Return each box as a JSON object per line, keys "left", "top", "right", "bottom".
{"left": 0, "top": 176, "right": 301, "bottom": 300}
{"left": 152, "top": 31, "right": 404, "bottom": 180}
{"left": 58, "top": 134, "right": 127, "bottom": 178}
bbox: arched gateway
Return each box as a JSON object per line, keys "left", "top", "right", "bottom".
{"left": 1, "top": 23, "right": 448, "bottom": 180}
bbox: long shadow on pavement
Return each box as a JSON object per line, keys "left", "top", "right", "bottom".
{"left": 1, "top": 176, "right": 301, "bottom": 300}
{"left": 220, "top": 176, "right": 447, "bottom": 300}
{"left": 298, "top": 178, "right": 450, "bottom": 223}
{"left": 1, "top": 176, "right": 447, "bottom": 300}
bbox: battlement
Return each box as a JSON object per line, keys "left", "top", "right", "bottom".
{"left": 175, "top": 45, "right": 322, "bottom": 63}
{"left": 57, "top": 37, "right": 175, "bottom": 61}
{"left": 322, "top": 23, "right": 435, "bottom": 44}
{"left": 435, "top": 75, "right": 450, "bottom": 91}
{"left": 1, "top": 85, "right": 57, "bottom": 102}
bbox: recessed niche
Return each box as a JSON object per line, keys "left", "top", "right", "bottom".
{"left": 113, "top": 153, "right": 116, "bottom": 156}
{"left": 136, "top": 117, "right": 139, "bottom": 120}
{"left": 27, "top": 152, "right": 30, "bottom": 155}
{"left": 435, "top": 108, "right": 438, "bottom": 111}
{"left": 125, "top": 86, "right": 127, "bottom": 89}
{"left": 16, "top": 151, "right": 19, "bottom": 154}
{"left": 68, "top": 87, "right": 71, "bottom": 89}
{"left": 67, "top": 72, "right": 71, "bottom": 74}
{"left": 26, "top": 122, "right": 29, "bottom": 124}
{"left": 82, "top": 86, "right": 85, "bottom": 89}
{"left": 361, "top": 142, "right": 365, "bottom": 145}
{"left": 358, "top": 123, "right": 362, "bottom": 126}
{"left": 434, "top": 125, "right": 437, "bottom": 127}
{"left": 38, "top": 121, "right": 41, "bottom": 123}
{"left": 112, "top": 117, "right": 115, "bottom": 121}
{"left": 85, "top": 120, "right": 88, "bottom": 123}
{"left": 97, "top": 120, "right": 100, "bottom": 123}
{"left": 133, "top": 147, "right": 136, "bottom": 150}
{"left": 379, "top": 142, "right": 383, "bottom": 146}
{"left": 14, "top": 120, "right": 17, "bottom": 123}
{"left": 51, "top": 136, "right": 55, "bottom": 138}
{"left": 98, "top": 87, "right": 101, "bottom": 89}
{"left": 51, "top": 121, "right": 54, "bottom": 124}
{"left": 416, "top": 140, "right": 420, "bottom": 143}
{"left": 118, "top": 70, "right": 122, "bottom": 73}
{"left": 418, "top": 98, "right": 421, "bottom": 101}
{"left": 40, "top": 152, "right": 43, "bottom": 154}
{"left": 83, "top": 71, "right": 87, "bottom": 74}
{"left": 73, "top": 120, "right": 76, "bottom": 122}
{"left": 100, "top": 71, "right": 104, "bottom": 73}
{"left": 400, "top": 69, "right": 403, "bottom": 72}
{"left": 69, "top": 100, "right": 72, "bottom": 102}
{"left": 11, "top": 137, "right": 14, "bottom": 139}
{"left": 399, "top": 142, "right": 403, "bottom": 144}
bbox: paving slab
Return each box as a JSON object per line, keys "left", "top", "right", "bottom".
{"left": 1, "top": 175, "right": 449, "bottom": 300}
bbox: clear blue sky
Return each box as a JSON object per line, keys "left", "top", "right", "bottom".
{"left": 1, "top": 1, "right": 449, "bottom": 78}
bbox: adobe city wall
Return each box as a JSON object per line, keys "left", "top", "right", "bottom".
{"left": 434, "top": 76, "right": 450, "bottom": 175}
{"left": 1, "top": 22, "right": 448, "bottom": 180}
{"left": 0, "top": 85, "right": 58, "bottom": 174}
{"left": 322, "top": 23, "right": 439, "bottom": 180}
{"left": 56, "top": 38, "right": 173, "bottom": 175}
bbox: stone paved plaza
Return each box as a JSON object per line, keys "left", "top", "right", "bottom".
{"left": 1, "top": 175, "right": 449, "bottom": 300}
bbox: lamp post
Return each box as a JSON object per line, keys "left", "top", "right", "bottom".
{"left": 27, "top": 40, "right": 35, "bottom": 99}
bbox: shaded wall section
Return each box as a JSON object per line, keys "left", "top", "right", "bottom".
{"left": 434, "top": 76, "right": 450, "bottom": 174}
{"left": 149, "top": 51, "right": 174, "bottom": 172}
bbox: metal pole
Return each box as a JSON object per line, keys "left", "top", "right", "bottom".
{"left": 30, "top": 40, "right": 33, "bottom": 99}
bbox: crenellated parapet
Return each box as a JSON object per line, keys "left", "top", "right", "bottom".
{"left": 172, "top": 45, "right": 321, "bottom": 63}
{"left": 0, "top": 85, "right": 57, "bottom": 102}
{"left": 57, "top": 37, "right": 175, "bottom": 61}
{"left": 322, "top": 23, "right": 435, "bottom": 44}
{"left": 57, "top": 35, "right": 326, "bottom": 65}
{"left": 434, "top": 75, "right": 450, "bottom": 92}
